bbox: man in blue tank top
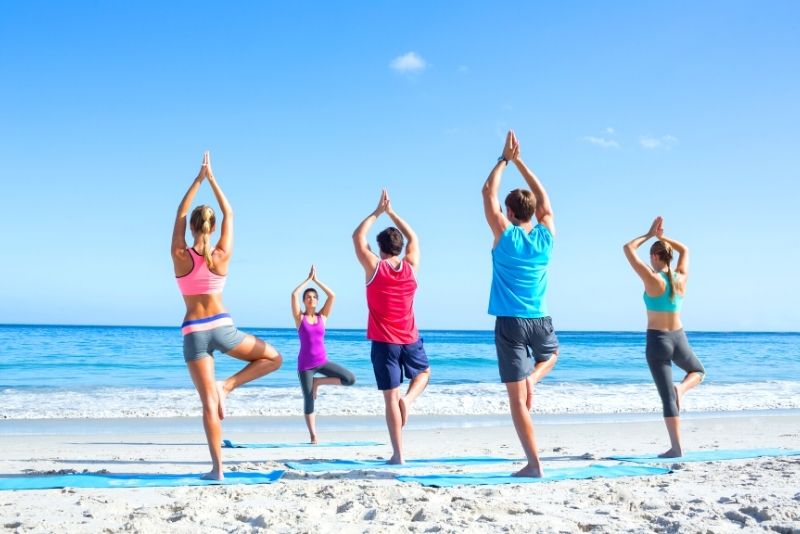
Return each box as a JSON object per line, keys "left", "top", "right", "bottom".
{"left": 482, "top": 130, "right": 559, "bottom": 478}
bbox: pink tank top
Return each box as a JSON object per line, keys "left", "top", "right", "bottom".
{"left": 366, "top": 259, "right": 419, "bottom": 344}
{"left": 297, "top": 314, "right": 328, "bottom": 371}
{"left": 176, "top": 248, "right": 226, "bottom": 296}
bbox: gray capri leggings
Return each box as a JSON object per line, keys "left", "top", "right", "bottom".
{"left": 646, "top": 329, "right": 705, "bottom": 418}
{"left": 298, "top": 361, "right": 356, "bottom": 414}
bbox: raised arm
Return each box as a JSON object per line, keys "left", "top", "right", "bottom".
{"left": 204, "top": 153, "right": 233, "bottom": 260}
{"left": 511, "top": 131, "right": 555, "bottom": 236}
{"left": 291, "top": 266, "right": 314, "bottom": 329}
{"left": 171, "top": 153, "right": 207, "bottom": 262}
{"left": 312, "top": 267, "right": 336, "bottom": 320}
{"left": 623, "top": 217, "right": 664, "bottom": 292}
{"left": 482, "top": 131, "right": 513, "bottom": 244}
{"left": 659, "top": 235, "right": 689, "bottom": 277}
{"left": 352, "top": 190, "right": 385, "bottom": 277}
{"left": 384, "top": 191, "right": 420, "bottom": 269}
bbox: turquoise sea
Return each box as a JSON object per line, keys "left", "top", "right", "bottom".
{"left": 1, "top": 325, "right": 798, "bottom": 419}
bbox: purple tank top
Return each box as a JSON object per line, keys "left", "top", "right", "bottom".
{"left": 297, "top": 314, "right": 328, "bottom": 371}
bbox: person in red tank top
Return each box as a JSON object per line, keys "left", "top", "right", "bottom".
{"left": 352, "top": 189, "right": 431, "bottom": 465}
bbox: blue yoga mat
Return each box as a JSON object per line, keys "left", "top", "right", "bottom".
{"left": 609, "top": 448, "right": 800, "bottom": 464}
{"left": 396, "top": 464, "right": 670, "bottom": 487}
{"left": 0, "top": 470, "right": 284, "bottom": 491}
{"left": 223, "top": 439, "right": 383, "bottom": 449}
{"left": 285, "top": 456, "right": 520, "bottom": 473}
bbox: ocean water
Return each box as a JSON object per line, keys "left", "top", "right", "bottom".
{"left": 0, "top": 325, "right": 798, "bottom": 419}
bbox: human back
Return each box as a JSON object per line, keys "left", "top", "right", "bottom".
{"left": 172, "top": 169, "right": 233, "bottom": 323}
{"left": 489, "top": 223, "right": 553, "bottom": 318}
{"left": 367, "top": 257, "right": 418, "bottom": 344}
{"left": 643, "top": 236, "right": 687, "bottom": 332}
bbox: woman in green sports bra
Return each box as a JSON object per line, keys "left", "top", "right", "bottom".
{"left": 623, "top": 216, "right": 705, "bottom": 458}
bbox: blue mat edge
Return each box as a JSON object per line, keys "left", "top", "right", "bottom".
{"left": 395, "top": 464, "right": 671, "bottom": 487}
{"left": 608, "top": 448, "right": 800, "bottom": 463}
{"left": 0, "top": 470, "right": 285, "bottom": 491}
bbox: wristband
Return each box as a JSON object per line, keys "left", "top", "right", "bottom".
{"left": 497, "top": 156, "right": 508, "bottom": 164}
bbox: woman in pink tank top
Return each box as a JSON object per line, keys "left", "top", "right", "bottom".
{"left": 171, "top": 151, "right": 283, "bottom": 480}
{"left": 291, "top": 265, "right": 356, "bottom": 444}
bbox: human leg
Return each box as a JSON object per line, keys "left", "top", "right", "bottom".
{"left": 505, "top": 379, "right": 543, "bottom": 477}
{"left": 298, "top": 369, "right": 318, "bottom": 443}
{"left": 187, "top": 356, "right": 224, "bottom": 479}
{"left": 219, "top": 332, "right": 283, "bottom": 410}
{"left": 398, "top": 339, "right": 431, "bottom": 427}
{"left": 312, "top": 360, "right": 356, "bottom": 398}
{"left": 525, "top": 316, "right": 560, "bottom": 410}
{"left": 671, "top": 330, "right": 705, "bottom": 411}
{"left": 383, "top": 388, "right": 404, "bottom": 463}
{"left": 371, "top": 342, "right": 403, "bottom": 462}
{"left": 646, "top": 330, "right": 682, "bottom": 456}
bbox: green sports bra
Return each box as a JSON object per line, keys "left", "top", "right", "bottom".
{"left": 643, "top": 271, "right": 683, "bottom": 312}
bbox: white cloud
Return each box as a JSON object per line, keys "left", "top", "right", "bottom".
{"left": 390, "top": 52, "right": 427, "bottom": 73}
{"left": 582, "top": 136, "right": 619, "bottom": 149}
{"left": 640, "top": 135, "right": 678, "bottom": 149}
{"left": 605, "top": 127, "right": 615, "bottom": 134}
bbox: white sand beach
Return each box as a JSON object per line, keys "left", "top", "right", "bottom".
{"left": 1, "top": 412, "right": 799, "bottom": 533}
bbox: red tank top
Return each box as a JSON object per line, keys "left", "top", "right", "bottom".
{"left": 366, "top": 259, "right": 419, "bottom": 344}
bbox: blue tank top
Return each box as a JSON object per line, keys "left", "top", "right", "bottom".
{"left": 643, "top": 272, "right": 683, "bottom": 312}
{"left": 489, "top": 224, "right": 553, "bottom": 318}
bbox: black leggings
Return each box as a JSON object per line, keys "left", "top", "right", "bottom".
{"left": 646, "top": 329, "right": 705, "bottom": 418}
{"left": 298, "top": 361, "right": 356, "bottom": 414}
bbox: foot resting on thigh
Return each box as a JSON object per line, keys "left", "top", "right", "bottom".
{"left": 674, "top": 384, "right": 683, "bottom": 413}
{"left": 525, "top": 375, "right": 535, "bottom": 411}
{"left": 512, "top": 462, "right": 543, "bottom": 478}
{"left": 201, "top": 468, "right": 224, "bottom": 481}
{"left": 216, "top": 381, "right": 228, "bottom": 420}
{"left": 399, "top": 396, "right": 408, "bottom": 427}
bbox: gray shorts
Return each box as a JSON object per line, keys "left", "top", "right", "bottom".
{"left": 494, "top": 316, "right": 559, "bottom": 383}
{"left": 183, "top": 325, "right": 247, "bottom": 362}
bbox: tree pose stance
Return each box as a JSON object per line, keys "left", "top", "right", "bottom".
{"left": 291, "top": 265, "right": 356, "bottom": 444}
{"left": 172, "top": 152, "right": 282, "bottom": 479}
{"left": 624, "top": 216, "right": 705, "bottom": 457}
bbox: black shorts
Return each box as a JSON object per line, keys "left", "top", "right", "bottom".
{"left": 494, "top": 316, "right": 559, "bottom": 383}
{"left": 370, "top": 338, "right": 430, "bottom": 390}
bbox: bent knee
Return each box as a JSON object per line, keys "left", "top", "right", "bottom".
{"left": 269, "top": 353, "right": 284, "bottom": 368}
{"left": 341, "top": 374, "right": 356, "bottom": 386}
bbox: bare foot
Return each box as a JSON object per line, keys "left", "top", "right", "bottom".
{"left": 658, "top": 447, "right": 682, "bottom": 458}
{"left": 310, "top": 433, "right": 318, "bottom": 445}
{"left": 201, "top": 469, "right": 224, "bottom": 481}
{"left": 399, "top": 396, "right": 408, "bottom": 427}
{"left": 512, "top": 463, "right": 543, "bottom": 478}
{"left": 216, "top": 381, "right": 227, "bottom": 420}
{"left": 312, "top": 380, "right": 319, "bottom": 400}
{"left": 525, "top": 375, "right": 535, "bottom": 411}
{"left": 387, "top": 455, "right": 404, "bottom": 465}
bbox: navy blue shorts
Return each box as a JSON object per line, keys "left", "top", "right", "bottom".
{"left": 370, "top": 338, "right": 430, "bottom": 390}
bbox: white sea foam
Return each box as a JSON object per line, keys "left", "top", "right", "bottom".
{"left": 2, "top": 381, "right": 799, "bottom": 420}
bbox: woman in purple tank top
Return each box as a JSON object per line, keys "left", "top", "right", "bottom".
{"left": 291, "top": 265, "right": 356, "bottom": 444}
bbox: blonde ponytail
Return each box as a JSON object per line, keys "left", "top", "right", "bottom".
{"left": 189, "top": 205, "right": 216, "bottom": 269}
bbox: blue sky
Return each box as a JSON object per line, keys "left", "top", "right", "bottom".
{"left": 2, "top": 1, "right": 798, "bottom": 331}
